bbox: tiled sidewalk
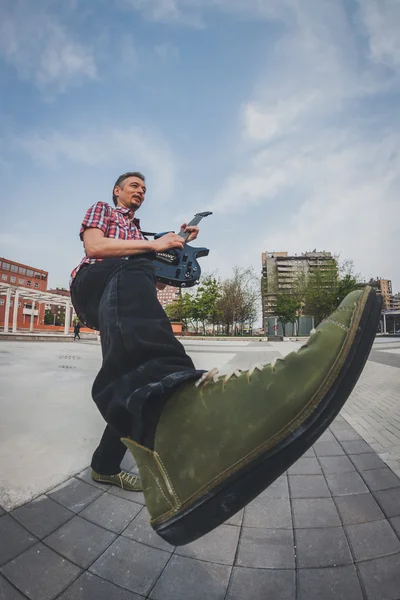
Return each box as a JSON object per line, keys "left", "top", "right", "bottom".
{"left": 1, "top": 416, "right": 400, "bottom": 600}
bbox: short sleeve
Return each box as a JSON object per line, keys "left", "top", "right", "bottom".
{"left": 79, "top": 202, "right": 111, "bottom": 241}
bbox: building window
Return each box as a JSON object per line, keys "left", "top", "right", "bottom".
{"left": 19, "top": 267, "right": 26, "bottom": 275}
{"left": 27, "top": 269, "right": 33, "bottom": 276}
{"left": 2, "top": 262, "right": 10, "bottom": 270}
{"left": 18, "top": 302, "right": 21, "bottom": 308}
{"left": 26, "top": 281, "right": 31, "bottom": 287}
{"left": 1, "top": 274, "right": 7, "bottom": 281}
{"left": 18, "top": 278, "right": 24, "bottom": 285}
{"left": 41, "top": 274, "right": 47, "bottom": 280}
{"left": 10, "top": 301, "right": 13, "bottom": 306}
{"left": 10, "top": 276, "right": 16, "bottom": 283}
{"left": 0, "top": 299, "right": 4, "bottom": 305}
{"left": 34, "top": 282, "right": 39, "bottom": 288}
{"left": 11, "top": 264, "right": 18, "bottom": 272}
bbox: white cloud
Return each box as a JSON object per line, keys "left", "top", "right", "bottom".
{"left": 14, "top": 126, "right": 177, "bottom": 201}
{"left": 122, "top": 0, "right": 291, "bottom": 25}
{"left": 359, "top": 0, "right": 400, "bottom": 68}
{"left": 206, "top": 1, "right": 400, "bottom": 290}
{"left": 0, "top": 0, "right": 97, "bottom": 90}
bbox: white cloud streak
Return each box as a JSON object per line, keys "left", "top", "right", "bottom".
{"left": 15, "top": 126, "right": 177, "bottom": 200}
{"left": 0, "top": 0, "right": 97, "bottom": 90}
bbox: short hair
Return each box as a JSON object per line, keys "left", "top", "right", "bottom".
{"left": 112, "top": 171, "right": 146, "bottom": 205}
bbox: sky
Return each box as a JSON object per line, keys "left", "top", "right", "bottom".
{"left": 0, "top": 0, "right": 399, "bottom": 293}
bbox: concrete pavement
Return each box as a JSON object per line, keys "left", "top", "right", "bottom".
{"left": 0, "top": 338, "right": 400, "bottom": 599}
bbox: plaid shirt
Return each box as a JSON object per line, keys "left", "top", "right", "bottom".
{"left": 70, "top": 202, "right": 145, "bottom": 285}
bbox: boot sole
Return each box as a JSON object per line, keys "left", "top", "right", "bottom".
{"left": 154, "top": 288, "right": 382, "bottom": 545}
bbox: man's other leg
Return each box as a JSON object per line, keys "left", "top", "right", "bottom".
{"left": 91, "top": 425, "right": 127, "bottom": 475}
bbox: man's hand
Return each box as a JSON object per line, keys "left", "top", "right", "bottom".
{"left": 181, "top": 223, "right": 199, "bottom": 242}
{"left": 152, "top": 232, "right": 184, "bottom": 252}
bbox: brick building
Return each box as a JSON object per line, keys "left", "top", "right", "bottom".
{"left": 0, "top": 258, "right": 48, "bottom": 329}
{"left": 157, "top": 285, "right": 180, "bottom": 310}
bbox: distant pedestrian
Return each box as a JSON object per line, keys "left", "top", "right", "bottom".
{"left": 73, "top": 322, "right": 81, "bottom": 340}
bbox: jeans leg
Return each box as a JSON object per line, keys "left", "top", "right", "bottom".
{"left": 71, "top": 258, "right": 203, "bottom": 447}
{"left": 91, "top": 425, "right": 127, "bottom": 475}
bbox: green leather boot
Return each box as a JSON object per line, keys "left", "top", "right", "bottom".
{"left": 122, "top": 287, "right": 381, "bottom": 546}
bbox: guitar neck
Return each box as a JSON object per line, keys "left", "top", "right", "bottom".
{"left": 178, "top": 213, "right": 210, "bottom": 242}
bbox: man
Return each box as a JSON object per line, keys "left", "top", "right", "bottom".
{"left": 71, "top": 171, "right": 381, "bottom": 546}
{"left": 73, "top": 321, "right": 81, "bottom": 341}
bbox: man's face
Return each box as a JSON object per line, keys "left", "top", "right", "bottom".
{"left": 114, "top": 176, "right": 146, "bottom": 211}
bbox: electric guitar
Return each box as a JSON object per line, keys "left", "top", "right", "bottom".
{"left": 149, "top": 211, "right": 212, "bottom": 288}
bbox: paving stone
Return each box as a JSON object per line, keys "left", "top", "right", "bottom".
{"left": 333, "top": 429, "right": 363, "bottom": 442}
{"left": 0, "top": 515, "right": 37, "bottom": 566}
{"left": 176, "top": 524, "right": 240, "bottom": 565}
{"left": 326, "top": 472, "right": 368, "bottom": 496}
{"left": 390, "top": 516, "right": 400, "bottom": 536}
{"left": 258, "top": 475, "right": 289, "bottom": 499}
{"left": 335, "top": 493, "right": 384, "bottom": 525}
{"left": 292, "top": 498, "right": 341, "bottom": 528}
{"left": 358, "top": 553, "right": 400, "bottom": 600}
{"left": 318, "top": 456, "right": 356, "bottom": 474}
{"left": 243, "top": 497, "right": 292, "bottom": 528}
{"left": 236, "top": 527, "right": 295, "bottom": 569}
{"left": 0, "top": 574, "right": 26, "bottom": 599}
{"left": 287, "top": 457, "right": 322, "bottom": 475}
{"left": 44, "top": 516, "right": 116, "bottom": 568}
{"left": 0, "top": 543, "right": 81, "bottom": 600}
{"left": 314, "top": 441, "right": 345, "bottom": 457}
{"left": 56, "top": 572, "right": 142, "bottom": 600}
{"left": 107, "top": 486, "right": 146, "bottom": 505}
{"left": 301, "top": 447, "right": 316, "bottom": 458}
{"left": 297, "top": 565, "right": 363, "bottom": 600}
{"left": 226, "top": 567, "right": 295, "bottom": 600}
{"left": 288, "top": 475, "right": 331, "bottom": 498}
{"left": 47, "top": 478, "right": 103, "bottom": 513}
{"left": 149, "top": 554, "right": 231, "bottom": 600}
{"left": 362, "top": 468, "right": 400, "bottom": 492}
{"left": 76, "top": 467, "right": 110, "bottom": 490}
{"left": 80, "top": 493, "right": 141, "bottom": 533}
{"left": 0, "top": 507, "right": 5, "bottom": 517}
{"left": 346, "top": 519, "right": 400, "bottom": 561}
{"left": 12, "top": 495, "right": 74, "bottom": 539}
{"left": 90, "top": 536, "right": 170, "bottom": 596}
{"left": 341, "top": 440, "right": 373, "bottom": 454}
{"left": 122, "top": 507, "right": 174, "bottom": 552}
{"left": 316, "top": 430, "right": 337, "bottom": 443}
{"left": 374, "top": 487, "right": 400, "bottom": 518}
{"left": 350, "top": 453, "right": 388, "bottom": 471}
{"left": 296, "top": 527, "right": 353, "bottom": 568}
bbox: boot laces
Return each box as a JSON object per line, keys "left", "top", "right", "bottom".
{"left": 119, "top": 471, "right": 138, "bottom": 488}
{"left": 195, "top": 363, "right": 264, "bottom": 388}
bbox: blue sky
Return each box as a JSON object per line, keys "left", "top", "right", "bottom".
{"left": 0, "top": 0, "right": 399, "bottom": 294}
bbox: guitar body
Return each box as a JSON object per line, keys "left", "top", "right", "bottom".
{"left": 153, "top": 244, "right": 210, "bottom": 288}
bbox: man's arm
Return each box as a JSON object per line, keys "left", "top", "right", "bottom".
{"left": 83, "top": 228, "right": 186, "bottom": 259}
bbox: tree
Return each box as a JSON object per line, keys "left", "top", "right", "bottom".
{"left": 275, "top": 293, "right": 302, "bottom": 336}
{"left": 303, "top": 256, "right": 364, "bottom": 325}
{"left": 192, "top": 276, "right": 222, "bottom": 334}
{"left": 303, "top": 258, "right": 339, "bottom": 325}
{"left": 217, "top": 267, "right": 261, "bottom": 335}
{"left": 44, "top": 309, "right": 54, "bottom": 325}
{"left": 164, "top": 292, "right": 193, "bottom": 330}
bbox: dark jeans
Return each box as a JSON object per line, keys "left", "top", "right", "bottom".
{"left": 71, "top": 257, "right": 202, "bottom": 475}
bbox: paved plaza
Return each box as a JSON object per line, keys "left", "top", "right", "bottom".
{"left": 0, "top": 338, "right": 399, "bottom": 599}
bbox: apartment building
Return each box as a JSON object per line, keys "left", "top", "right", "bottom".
{"left": 0, "top": 258, "right": 48, "bottom": 329}
{"left": 261, "top": 250, "right": 336, "bottom": 329}
{"left": 157, "top": 285, "right": 180, "bottom": 309}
